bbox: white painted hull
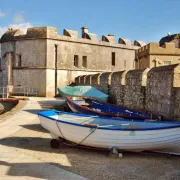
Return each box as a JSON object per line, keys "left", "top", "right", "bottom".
{"left": 39, "top": 116, "right": 180, "bottom": 154}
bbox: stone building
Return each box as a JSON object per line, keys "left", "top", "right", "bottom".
{"left": 0, "top": 26, "right": 144, "bottom": 96}
{"left": 135, "top": 34, "right": 180, "bottom": 69}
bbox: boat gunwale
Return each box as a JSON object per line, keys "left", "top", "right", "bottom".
{"left": 66, "top": 97, "right": 151, "bottom": 119}
{"left": 37, "top": 110, "right": 180, "bottom": 131}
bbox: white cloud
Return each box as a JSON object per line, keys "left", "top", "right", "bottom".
{"left": 0, "top": 10, "right": 6, "bottom": 18}
{"left": 0, "top": 22, "right": 32, "bottom": 37}
{"left": 13, "top": 12, "right": 25, "bottom": 24}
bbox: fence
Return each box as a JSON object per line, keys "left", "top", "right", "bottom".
{"left": 0, "top": 86, "right": 38, "bottom": 98}
{"left": 0, "top": 87, "right": 8, "bottom": 98}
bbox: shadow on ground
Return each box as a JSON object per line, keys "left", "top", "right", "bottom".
{"left": 0, "top": 160, "right": 76, "bottom": 179}
{"left": 23, "top": 109, "right": 43, "bottom": 115}
{"left": 37, "top": 100, "right": 65, "bottom": 110}
{"left": 20, "top": 124, "right": 48, "bottom": 133}
{"left": 1, "top": 135, "right": 180, "bottom": 180}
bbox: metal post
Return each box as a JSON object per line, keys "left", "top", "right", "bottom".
{"left": 6, "top": 86, "right": 8, "bottom": 98}
{"left": 55, "top": 44, "right": 58, "bottom": 96}
{"left": 2, "top": 87, "right": 4, "bottom": 99}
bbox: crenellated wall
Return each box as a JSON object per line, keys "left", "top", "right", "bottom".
{"left": 123, "top": 68, "right": 149, "bottom": 111}
{"left": 75, "top": 64, "right": 180, "bottom": 120}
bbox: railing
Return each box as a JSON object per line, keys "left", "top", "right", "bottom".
{"left": 0, "top": 86, "right": 38, "bottom": 98}
{"left": 0, "top": 87, "right": 8, "bottom": 98}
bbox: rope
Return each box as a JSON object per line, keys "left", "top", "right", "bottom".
{"left": 55, "top": 113, "right": 99, "bottom": 147}
{"left": 77, "top": 125, "right": 99, "bottom": 145}
{"left": 62, "top": 126, "right": 98, "bottom": 147}
{"left": 55, "top": 116, "right": 66, "bottom": 139}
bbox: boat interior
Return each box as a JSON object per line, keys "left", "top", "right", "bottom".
{"left": 46, "top": 111, "right": 180, "bottom": 130}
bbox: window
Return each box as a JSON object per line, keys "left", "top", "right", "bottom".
{"left": 124, "top": 60, "right": 126, "bottom": 68}
{"left": 163, "top": 61, "right": 171, "bottom": 66}
{"left": 74, "top": 55, "right": 79, "bottom": 67}
{"left": 16, "top": 54, "right": 22, "bottom": 67}
{"left": 82, "top": 56, "right": 87, "bottom": 68}
{"left": 111, "top": 52, "right": 115, "bottom": 66}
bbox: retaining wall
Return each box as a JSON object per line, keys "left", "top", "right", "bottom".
{"left": 75, "top": 64, "right": 180, "bottom": 120}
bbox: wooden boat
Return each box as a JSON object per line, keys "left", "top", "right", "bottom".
{"left": 66, "top": 97, "right": 155, "bottom": 120}
{"left": 38, "top": 110, "right": 180, "bottom": 155}
{"left": 57, "top": 86, "right": 108, "bottom": 102}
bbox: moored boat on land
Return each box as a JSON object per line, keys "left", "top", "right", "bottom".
{"left": 57, "top": 85, "right": 108, "bottom": 102}
{"left": 66, "top": 97, "right": 154, "bottom": 120}
{"left": 38, "top": 110, "right": 180, "bottom": 155}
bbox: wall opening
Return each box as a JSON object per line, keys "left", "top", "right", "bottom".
{"left": 16, "top": 54, "right": 22, "bottom": 67}
{"left": 82, "top": 56, "right": 87, "bottom": 68}
{"left": 111, "top": 52, "right": 115, "bottom": 66}
{"left": 0, "top": 58, "right": 1, "bottom": 70}
{"left": 124, "top": 60, "right": 126, "bottom": 68}
{"left": 74, "top": 55, "right": 79, "bottom": 67}
{"left": 163, "top": 61, "right": 171, "bottom": 66}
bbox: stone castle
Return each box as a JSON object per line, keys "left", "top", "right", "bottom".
{"left": 0, "top": 26, "right": 145, "bottom": 96}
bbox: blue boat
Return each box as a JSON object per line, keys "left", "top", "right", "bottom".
{"left": 66, "top": 97, "right": 155, "bottom": 120}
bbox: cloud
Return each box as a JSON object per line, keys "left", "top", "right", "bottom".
{"left": 0, "top": 10, "right": 6, "bottom": 18}
{"left": 13, "top": 12, "right": 25, "bottom": 24}
{"left": 0, "top": 22, "right": 32, "bottom": 37}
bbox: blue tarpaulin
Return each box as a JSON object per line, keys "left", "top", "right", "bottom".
{"left": 57, "top": 86, "right": 108, "bottom": 102}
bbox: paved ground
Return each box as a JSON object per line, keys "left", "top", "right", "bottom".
{"left": 0, "top": 97, "right": 180, "bottom": 180}
{"left": 0, "top": 97, "right": 86, "bottom": 180}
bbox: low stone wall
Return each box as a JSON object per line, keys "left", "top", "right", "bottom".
{"left": 75, "top": 64, "right": 180, "bottom": 120}
{"left": 123, "top": 68, "right": 149, "bottom": 111}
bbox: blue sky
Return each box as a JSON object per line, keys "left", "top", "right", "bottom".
{"left": 0, "top": 0, "right": 180, "bottom": 43}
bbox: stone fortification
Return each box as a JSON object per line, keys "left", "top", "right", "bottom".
{"left": 75, "top": 64, "right": 180, "bottom": 120}
{"left": 0, "top": 26, "right": 144, "bottom": 49}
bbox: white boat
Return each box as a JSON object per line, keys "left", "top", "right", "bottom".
{"left": 38, "top": 110, "right": 180, "bottom": 155}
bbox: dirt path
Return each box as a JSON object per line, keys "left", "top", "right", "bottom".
{"left": 1, "top": 116, "right": 180, "bottom": 180}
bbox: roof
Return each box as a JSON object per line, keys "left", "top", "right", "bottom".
{"left": 0, "top": 29, "right": 24, "bottom": 43}
{"left": 159, "top": 34, "right": 179, "bottom": 47}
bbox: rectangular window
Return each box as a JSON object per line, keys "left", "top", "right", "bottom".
{"left": 163, "top": 61, "right": 171, "bottom": 65}
{"left": 124, "top": 60, "right": 126, "bottom": 68}
{"left": 82, "top": 56, "right": 87, "bottom": 68}
{"left": 74, "top": 55, "right": 79, "bottom": 67}
{"left": 112, "top": 52, "right": 115, "bottom": 66}
{"left": 16, "top": 54, "right": 22, "bottom": 67}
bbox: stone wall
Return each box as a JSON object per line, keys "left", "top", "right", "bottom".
{"left": 76, "top": 64, "right": 180, "bottom": 120}
{"left": 123, "top": 68, "right": 149, "bottom": 111}
{"left": 13, "top": 69, "right": 46, "bottom": 96}
{"left": 109, "top": 71, "right": 127, "bottom": 104}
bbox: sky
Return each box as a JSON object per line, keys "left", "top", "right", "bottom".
{"left": 0, "top": 0, "right": 180, "bottom": 43}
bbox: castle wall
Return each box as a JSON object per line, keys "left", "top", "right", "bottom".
{"left": 123, "top": 68, "right": 149, "bottom": 111}
{"left": 46, "top": 39, "right": 136, "bottom": 72}
{"left": 13, "top": 69, "right": 46, "bottom": 96}
{"left": 46, "top": 69, "right": 97, "bottom": 97}
{"left": 109, "top": 71, "right": 126, "bottom": 104}
{"left": 15, "top": 39, "right": 46, "bottom": 67}
{"left": 76, "top": 64, "right": 180, "bottom": 120}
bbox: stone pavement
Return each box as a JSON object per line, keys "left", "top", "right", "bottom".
{"left": 0, "top": 97, "right": 87, "bottom": 180}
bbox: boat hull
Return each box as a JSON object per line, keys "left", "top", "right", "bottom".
{"left": 39, "top": 115, "right": 180, "bottom": 154}
{"left": 66, "top": 97, "right": 153, "bottom": 120}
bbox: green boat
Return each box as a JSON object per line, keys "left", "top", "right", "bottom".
{"left": 57, "top": 86, "right": 108, "bottom": 102}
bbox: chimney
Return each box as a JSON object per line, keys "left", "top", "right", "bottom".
{"left": 81, "top": 27, "right": 88, "bottom": 37}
